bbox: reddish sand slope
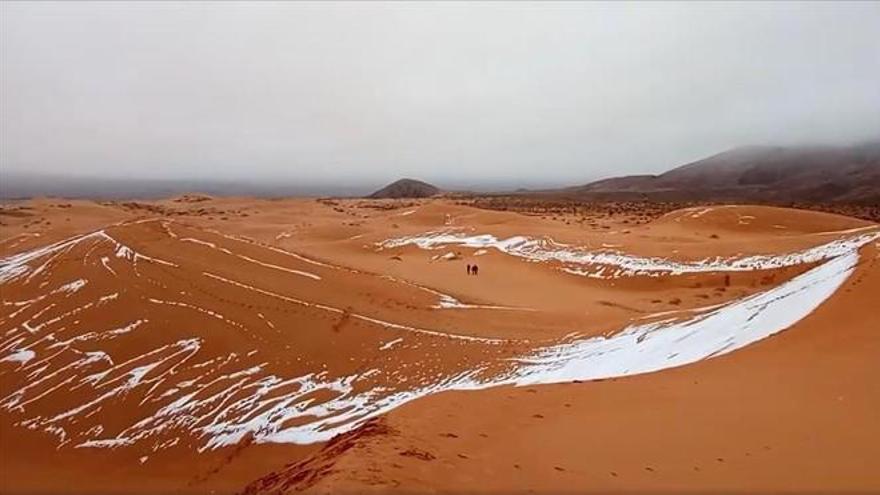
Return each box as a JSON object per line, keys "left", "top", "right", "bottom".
{"left": 1, "top": 198, "right": 877, "bottom": 494}
{"left": 259, "top": 242, "right": 880, "bottom": 493}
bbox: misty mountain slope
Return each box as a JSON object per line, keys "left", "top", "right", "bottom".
{"left": 569, "top": 141, "right": 880, "bottom": 203}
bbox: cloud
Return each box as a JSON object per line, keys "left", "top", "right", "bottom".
{"left": 2, "top": 1, "right": 879, "bottom": 187}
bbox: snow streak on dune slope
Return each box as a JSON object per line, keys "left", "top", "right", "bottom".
{"left": 379, "top": 229, "right": 879, "bottom": 278}
{"left": 229, "top": 245, "right": 862, "bottom": 445}
{"left": 0, "top": 219, "right": 869, "bottom": 454}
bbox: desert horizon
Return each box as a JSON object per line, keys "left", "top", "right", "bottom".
{"left": 4, "top": 138, "right": 880, "bottom": 200}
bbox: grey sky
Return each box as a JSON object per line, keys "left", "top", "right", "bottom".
{"left": 2, "top": 1, "right": 879, "bottom": 188}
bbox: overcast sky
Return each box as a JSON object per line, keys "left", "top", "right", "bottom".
{"left": 2, "top": 1, "right": 879, "bottom": 189}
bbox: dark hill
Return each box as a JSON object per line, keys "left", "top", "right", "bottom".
{"left": 368, "top": 179, "right": 441, "bottom": 199}
{"left": 566, "top": 141, "right": 880, "bottom": 204}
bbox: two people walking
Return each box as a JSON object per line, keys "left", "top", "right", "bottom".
{"left": 466, "top": 264, "right": 479, "bottom": 276}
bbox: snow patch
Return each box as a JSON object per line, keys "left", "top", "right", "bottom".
{"left": 379, "top": 338, "right": 403, "bottom": 350}
{"left": 380, "top": 229, "right": 879, "bottom": 279}
{"left": 1, "top": 349, "right": 35, "bottom": 364}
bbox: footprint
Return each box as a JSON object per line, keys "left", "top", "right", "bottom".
{"left": 399, "top": 448, "right": 436, "bottom": 461}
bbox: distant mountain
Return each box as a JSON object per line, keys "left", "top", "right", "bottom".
{"left": 565, "top": 141, "right": 880, "bottom": 204}
{"left": 368, "top": 178, "right": 441, "bottom": 199}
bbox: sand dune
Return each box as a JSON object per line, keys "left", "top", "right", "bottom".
{"left": 1, "top": 198, "right": 877, "bottom": 493}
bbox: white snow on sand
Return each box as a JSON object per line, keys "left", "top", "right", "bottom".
{"left": 179, "top": 234, "right": 322, "bottom": 280}
{"left": 509, "top": 249, "right": 857, "bottom": 383}
{"left": 1, "top": 349, "right": 35, "bottom": 364}
{"left": 380, "top": 228, "right": 879, "bottom": 278}
{"left": 296, "top": 246, "right": 855, "bottom": 443}
{"left": 201, "top": 271, "right": 506, "bottom": 344}
{"left": 379, "top": 338, "right": 403, "bottom": 350}
{"left": 57, "top": 279, "right": 87, "bottom": 294}
{"left": 187, "top": 243, "right": 862, "bottom": 447}
{"left": 6, "top": 241, "right": 862, "bottom": 450}
{"left": 2, "top": 217, "right": 870, "bottom": 452}
{"left": 432, "top": 293, "right": 531, "bottom": 311}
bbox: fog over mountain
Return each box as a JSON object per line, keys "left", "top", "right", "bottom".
{"left": 2, "top": 2, "right": 879, "bottom": 192}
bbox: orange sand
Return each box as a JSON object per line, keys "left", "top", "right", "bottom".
{"left": 1, "top": 197, "right": 877, "bottom": 494}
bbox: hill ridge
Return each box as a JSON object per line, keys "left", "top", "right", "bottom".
{"left": 565, "top": 141, "right": 880, "bottom": 203}
{"left": 368, "top": 178, "right": 441, "bottom": 199}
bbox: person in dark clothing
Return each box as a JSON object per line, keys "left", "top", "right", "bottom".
{"left": 472, "top": 264, "right": 479, "bottom": 276}
{"left": 466, "top": 264, "right": 472, "bottom": 275}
